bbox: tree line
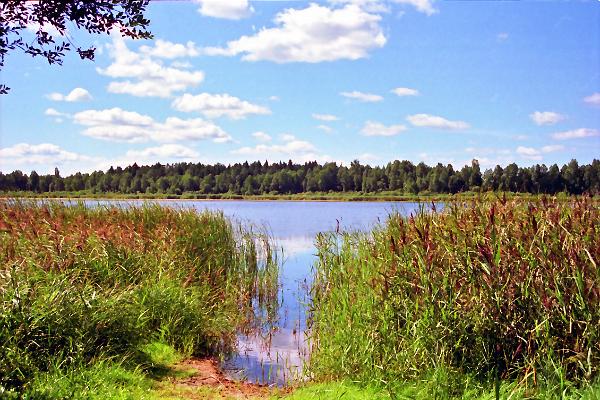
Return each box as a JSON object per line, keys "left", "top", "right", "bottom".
{"left": 1, "top": 159, "right": 599, "bottom": 195}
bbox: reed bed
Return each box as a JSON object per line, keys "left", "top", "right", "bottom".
{"left": 0, "top": 200, "right": 278, "bottom": 396}
{"left": 308, "top": 197, "right": 599, "bottom": 397}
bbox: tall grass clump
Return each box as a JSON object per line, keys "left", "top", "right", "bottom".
{"left": 0, "top": 200, "right": 278, "bottom": 396}
{"left": 308, "top": 197, "right": 599, "bottom": 397}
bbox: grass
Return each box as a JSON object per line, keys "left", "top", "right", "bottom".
{"left": 308, "top": 196, "right": 599, "bottom": 398}
{"left": 0, "top": 200, "right": 279, "bottom": 397}
{"left": 280, "top": 380, "right": 600, "bottom": 400}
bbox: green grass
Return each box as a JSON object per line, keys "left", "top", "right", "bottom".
{"left": 0, "top": 201, "right": 279, "bottom": 397}
{"left": 280, "top": 380, "right": 600, "bottom": 400}
{"left": 308, "top": 197, "right": 599, "bottom": 398}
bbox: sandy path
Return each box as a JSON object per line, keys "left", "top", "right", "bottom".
{"left": 162, "top": 358, "right": 287, "bottom": 399}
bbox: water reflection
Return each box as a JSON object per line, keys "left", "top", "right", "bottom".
{"left": 222, "top": 236, "right": 313, "bottom": 386}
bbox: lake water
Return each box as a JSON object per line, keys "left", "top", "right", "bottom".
{"left": 84, "top": 200, "right": 428, "bottom": 385}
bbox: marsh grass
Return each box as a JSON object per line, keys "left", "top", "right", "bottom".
{"left": 0, "top": 200, "right": 279, "bottom": 396}
{"left": 308, "top": 196, "right": 599, "bottom": 398}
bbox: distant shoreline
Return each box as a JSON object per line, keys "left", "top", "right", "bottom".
{"left": 0, "top": 191, "right": 590, "bottom": 203}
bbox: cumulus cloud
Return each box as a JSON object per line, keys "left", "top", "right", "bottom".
{"left": 44, "top": 108, "right": 69, "bottom": 118}
{"left": 358, "top": 152, "right": 380, "bottom": 162}
{"left": 392, "top": 0, "right": 437, "bottom": 15}
{"left": 73, "top": 107, "right": 231, "bottom": 143}
{"left": 203, "top": 3, "right": 386, "bottom": 63}
{"left": 252, "top": 131, "right": 272, "bottom": 142}
{"left": 171, "top": 93, "right": 270, "bottom": 119}
{"left": 0, "top": 143, "right": 88, "bottom": 165}
{"left": 232, "top": 135, "right": 330, "bottom": 162}
{"left": 391, "top": 87, "right": 419, "bottom": 96}
{"left": 340, "top": 90, "right": 383, "bottom": 102}
{"left": 583, "top": 92, "right": 600, "bottom": 106}
{"left": 317, "top": 125, "right": 334, "bottom": 133}
{"left": 98, "top": 36, "right": 204, "bottom": 98}
{"left": 195, "top": 0, "right": 253, "bottom": 19}
{"left": 406, "top": 113, "right": 470, "bottom": 130}
{"left": 361, "top": 121, "right": 406, "bottom": 136}
{"left": 139, "top": 39, "right": 200, "bottom": 59}
{"left": 552, "top": 128, "right": 600, "bottom": 140}
{"left": 540, "top": 145, "right": 564, "bottom": 153}
{"left": 47, "top": 87, "right": 92, "bottom": 102}
{"left": 529, "top": 111, "right": 565, "bottom": 126}
{"left": 312, "top": 113, "right": 339, "bottom": 121}
{"left": 232, "top": 140, "right": 316, "bottom": 155}
{"left": 328, "top": 0, "right": 391, "bottom": 13}
{"left": 516, "top": 145, "right": 563, "bottom": 160}
{"left": 125, "top": 144, "right": 199, "bottom": 159}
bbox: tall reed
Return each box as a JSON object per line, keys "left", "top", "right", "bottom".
{"left": 308, "top": 197, "right": 599, "bottom": 396}
{"left": 0, "top": 200, "right": 278, "bottom": 395}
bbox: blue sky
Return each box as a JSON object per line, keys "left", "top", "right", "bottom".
{"left": 1, "top": 0, "right": 599, "bottom": 175}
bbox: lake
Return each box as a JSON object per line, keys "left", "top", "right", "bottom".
{"left": 83, "top": 200, "right": 428, "bottom": 385}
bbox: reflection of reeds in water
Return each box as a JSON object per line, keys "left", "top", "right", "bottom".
{"left": 223, "top": 256, "right": 313, "bottom": 387}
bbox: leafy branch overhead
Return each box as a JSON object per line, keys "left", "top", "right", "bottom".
{"left": 0, "top": 0, "right": 152, "bottom": 93}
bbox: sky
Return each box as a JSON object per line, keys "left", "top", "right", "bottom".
{"left": 1, "top": 0, "right": 599, "bottom": 175}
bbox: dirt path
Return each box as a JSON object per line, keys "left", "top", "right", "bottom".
{"left": 159, "top": 358, "right": 287, "bottom": 399}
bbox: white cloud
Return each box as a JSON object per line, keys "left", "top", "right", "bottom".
{"left": 44, "top": 108, "right": 69, "bottom": 117}
{"left": 516, "top": 144, "right": 563, "bottom": 161}
{"left": 406, "top": 113, "right": 470, "bottom": 130}
{"left": 139, "top": 39, "right": 200, "bottom": 59}
{"left": 552, "top": 128, "right": 600, "bottom": 140}
{"left": 583, "top": 92, "right": 600, "bottom": 106}
{"left": 203, "top": 3, "right": 386, "bottom": 63}
{"left": 317, "top": 125, "right": 334, "bottom": 133}
{"left": 361, "top": 121, "right": 406, "bottom": 136}
{"left": 195, "top": 0, "right": 253, "bottom": 19}
{"left": 269, "top": 95, "right": 280, "bottom": 101}
{"left": 329, "top": 0, "right": 391, "bottom": 13}
{"left": 340, "top": 90, "right": 383, "bottom": 102}
{"left": 233, "top": 140, "right": 316, "bottom": 156}
{"left": 252, "top": 131, "right": 272, "bottom": 142}
{"left": 540, "top": 145, "right": 564, "bottom": 153}
{"left": 73, "top": 107, "right": 231, "bottom": 143}
{"left": 358, "top": 152, "right": 380, "bottom": 162}
{"left": 392, "top": 0, "right": 437, "bottom": 15}
{"left": 312, "top": 113, "right": 339, "bottom": 121}
{"left": 47, "top": 87, "right": 92, "bottom": 102}
{"left": 497, "top": 32, "right": 509, "bottom": 42}
{"left": 171, "top": 93, "right": 271, "bottom": 119}
{"left": 0, "top": 143, "right": 88, "bottom": 165}
{"left": 280, "top": 134, "right": 297, "bottom": 142}
{"left": 517, "top": 145, "right": 539, "bottom": 158}
{"left": 529, "top": 111, "right": 565, "bottom": 126}
{"left": 391, "top": 87, "right": 419, "bottom": 96}
{"left": 125, "top": 144, "right": 199, "bottom": 159}
{"left": 231, "top": 136, "right": 330, "bottom": 163}
{"left": 98, "top": 36, "right": 204, "bottom": 98}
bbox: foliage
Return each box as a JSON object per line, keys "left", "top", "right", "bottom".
{"left": 0, "top": 0, "right": 152, "bottom": 93}
{"left": 0, "top": 201, "right": 278, "bottom": 395}
{"left": 308, "top": 197, "right": 600, "bottom": 398}
{"left": 1, "top": 158, "right": 599, "bottom": 196}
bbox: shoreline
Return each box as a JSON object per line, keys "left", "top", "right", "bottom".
{"left": 0, "top": 192, "right": 582, "bottom": 203}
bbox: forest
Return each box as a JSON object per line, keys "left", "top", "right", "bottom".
{"left": 1, "top": 158, "right": 599, "bottom": 196}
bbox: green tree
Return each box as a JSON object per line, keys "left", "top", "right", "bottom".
{"left": 28, "top": 170, "right": 39, "bottom": 192}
